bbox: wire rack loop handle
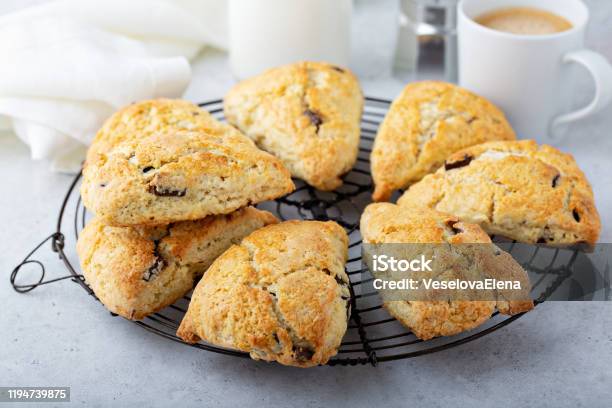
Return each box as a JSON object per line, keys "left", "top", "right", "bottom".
{"left": 10, "top": 232, "right": 83, "bottom": 293}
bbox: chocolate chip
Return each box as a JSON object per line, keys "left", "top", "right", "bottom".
{"left": 304, "top": 109, "right": 323, "bottom": 132}
{"left": 143, "top": 240, "right": 167, "bottom": 281}
{"left": 99, "top": 183, "right": 107, "bottom": 188}
{"left": 323, "top": 269, "right": 348, "bottom": 287}
{"left": 192, "top": 111, "right": 200, "bottom": 116}
{"left": 293, "top": 345, "right": 315, "bottom": 362}
{"left": 572, "top": 209, "right": 581, "bottom": 222}
{"left": 331, "top": 66, "right": 345, "bottom": 73}
{"left": 142, "top": 166, "right": 155, "bottom": 173}
{"left": 272, "top": 333, "right": 280, "bottom": 345}
{"left": 537, "top": 237, "right": 547, "bottom": 244}
{"left": 552, "top": 174, "right": 560, "bottom": 188}
{"left": 143, "top": 256, "right": 165, "bottom": 281}
{"left": 446, "top": 220, "right": 463, "bottom": 235}
{"left": 148, "top": 184, "right": 186, "bottom": 197}
{"left": 444, "top": 154, "right": 473, "bottom": 171}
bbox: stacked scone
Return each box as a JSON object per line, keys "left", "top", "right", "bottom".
{"left": 77, "top": 67, "right": 602, "bottom": 364}
{"left": 361, "top": 203, "right": 534, "bottom": 340}
{"left": 177, "top": 220, "right": 351, "bottom": 367}
{"left": 363, "top": 81, "right": 601, "bottom": 340}
{"left": 77, "top": 92, "right": 355, "bottom": 367}
{"left": 78, "top": 99, "right": 295, "bottom": 319}
{"left": 370, "top": 81, "right": 601, "bottom": 246}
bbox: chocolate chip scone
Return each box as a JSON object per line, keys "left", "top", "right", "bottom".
{"left": 224, "top": 62, "right": 364, "bottom": 191}
{"left": 81, "top": 99, "right": 294, "bottom": 226}
{"left": 371, "top": 81, "right": 515, "bottom": 202}
{"left": 360, "top": 203, "right": 533, "bottom": 340}
{"left": 397, "top": 140, "right": 601, "bottom": 246}
{"left": 177, "top": 220, "right": 350, "bottom": 367}
{"left": 76, "top": 207, "right": 278, "bottom": 320}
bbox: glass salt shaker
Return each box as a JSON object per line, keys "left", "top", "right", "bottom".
{"left": 393, "top": 0, "right": 459, "bottom": 82}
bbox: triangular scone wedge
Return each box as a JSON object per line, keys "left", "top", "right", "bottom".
{"left": 76, "top": 207, "right": 278, "bottom": 320}
{"left": 360, "top": 203, "right": 533, "bottom": 340}
{"left": 371, "top": 81, "right": 515, "bottom": 202}
{"left": 224, "top": 62, "right": 364, "bottom": 191}
{"left": 397, "top": 140, "right": 601, "bottom": 246}
{"left": 81, "top": 99, "right": 294, "bottom": 226}
{"left": 177, "top": 220, "right": 350, "bottom": 368}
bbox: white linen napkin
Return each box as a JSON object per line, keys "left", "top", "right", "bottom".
{"left": 0, "top": 0, "right": 228, "bottom": 173}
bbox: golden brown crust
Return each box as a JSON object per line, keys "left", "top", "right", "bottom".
{"left": 371, "top": 81, "right": 515, "bottom": 201}
{"left": 76, "top": 207, "right": 278, "bottom": 320}
{"left": 224, "top": 62, "right": 364, "bottom": 191}
{"left": 360, "top": 202, "right": 491, "bottom": 245}
{"left": 177, "top": 220, "right": 350, "bottom": 367}
{"left": 81, "top": 99, "right": 294, "bottom": 226}
{"left": 360, "top": 203, "right": 533, "bottom": 340}
{"left": 383, "top": 301, "right": 495, "bottom": 340}
{"left": 397, "top": 140, "right": 601, "bottom": 245}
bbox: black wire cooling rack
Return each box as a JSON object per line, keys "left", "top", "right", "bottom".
{"left": 12, "top": 97, "right": 581, "bottom": 366}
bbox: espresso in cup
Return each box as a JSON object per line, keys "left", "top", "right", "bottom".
{"left": 475, "top": 7, "right": 572, "bottom": 35}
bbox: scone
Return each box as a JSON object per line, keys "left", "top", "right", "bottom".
{"left": 224, "top": 62, "right": 364, "bottom": 191}
{"left": 81, "top": 99, "right": 294, "bottom": 226}
{"left": 397, "top": 140, "right": 601, "bottom": 246}
{"left": 360, "top": 203, "right": 533, "bottom": 340}
{"left": 177, "top": 220, "right": 350, "bottom": 367}
{"left": 76, "top": 207, "right": 278, "bottom": 320}
{"left": 371, "top": 81, "right": 515, "bottom": 201}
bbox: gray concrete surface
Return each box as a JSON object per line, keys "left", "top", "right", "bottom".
{"left": 1, "top": 1, "right": 611, "bottom": 407}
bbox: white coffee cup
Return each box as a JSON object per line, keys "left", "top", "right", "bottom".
{"left": 458, "top": 0, "right": 612, "bottom": 142}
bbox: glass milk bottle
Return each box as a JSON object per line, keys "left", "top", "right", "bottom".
{"left": 228, "top": 0, "right": 352, "bottom": 79}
